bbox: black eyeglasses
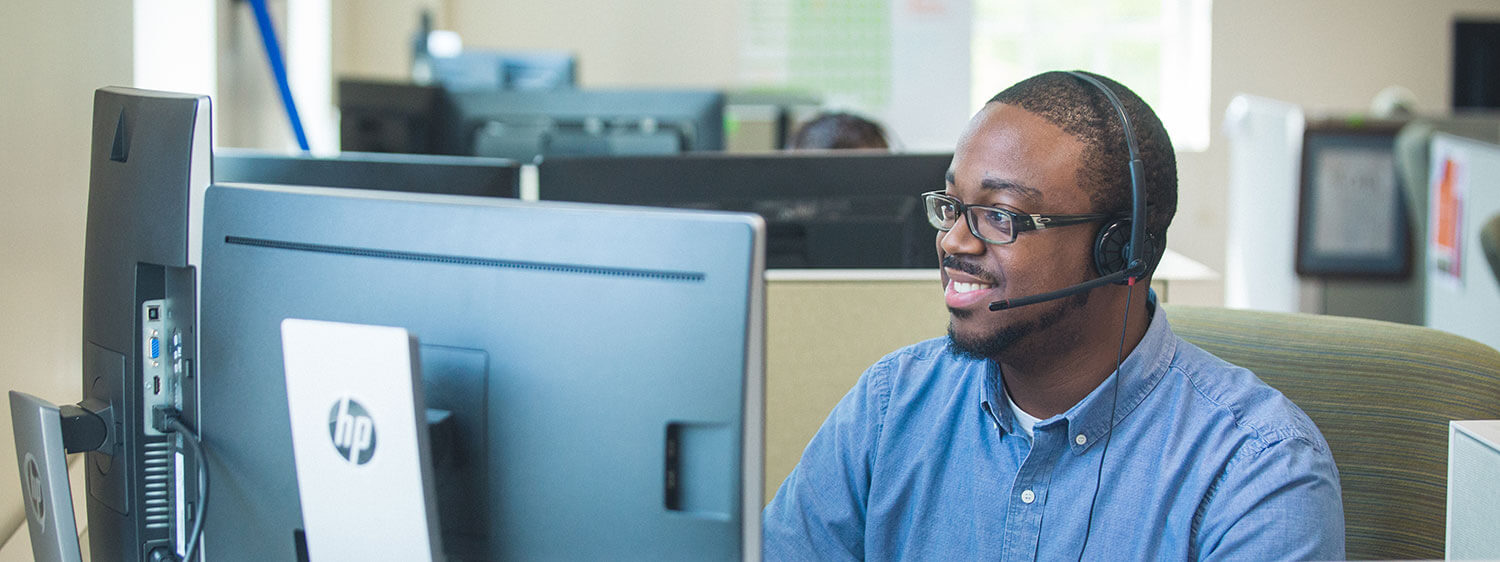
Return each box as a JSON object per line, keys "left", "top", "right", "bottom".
{"left": 921, "top": 191, "right": 1112, "bottom": 245}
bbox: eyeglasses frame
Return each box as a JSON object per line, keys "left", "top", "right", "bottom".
{"left": 921, "top": 190, "right": 1115, "bottom": 246}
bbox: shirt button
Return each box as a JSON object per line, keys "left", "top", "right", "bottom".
{"left": 1021, "top": 489, "right": 1036, "bottom": 504}
{"left": 1075, "top": 434, "right": 1088, "bottom": 446}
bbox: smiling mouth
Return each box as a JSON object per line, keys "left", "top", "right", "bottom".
{"left": 949, "top": 280, "right": 995, "bottom": 294}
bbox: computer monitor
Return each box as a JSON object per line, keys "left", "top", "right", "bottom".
{"left": 1454, "top": 20, "right": 1500, "bottom": 110}
{"left": 214, "top": 148, "right": 520, "bottom": 198}
{"left": 198, "top": 183, "right": 765, "bottom": 561}
{"left": 79, "top": 87, "right": 210, "bottom": 561}
{"left": 440, "top": 89, "right": 726, "bottom": 161}
{"left": 337, "top": 79, "right": 445, "bottom": 154}
{"left": 430, "top": 50, "right": 577, "bottom": 92}
{"left": 538, "top": 152, "right": 951, "bottom": 268}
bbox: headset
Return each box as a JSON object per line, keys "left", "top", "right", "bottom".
{"left": 988, "top": 71, "right": 1154, "bottom": 311}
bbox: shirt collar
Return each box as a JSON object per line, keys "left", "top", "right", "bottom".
{"left": 979, "top": 291, "right": 1177, "bottom": 454}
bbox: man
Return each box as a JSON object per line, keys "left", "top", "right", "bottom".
{"left": 762, "top": 71, "right": 1345, "bottom": 560}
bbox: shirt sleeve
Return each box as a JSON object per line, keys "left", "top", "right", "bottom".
{"left": 1195, "top": 432, "right": 1346, "bottom": 561}
{"left": 761, "top": 360, "right": 891, "bottom": 561}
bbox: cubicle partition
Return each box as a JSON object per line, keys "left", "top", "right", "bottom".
{"left": 1425, "top": 133, "right": 1500, "bottom": 351}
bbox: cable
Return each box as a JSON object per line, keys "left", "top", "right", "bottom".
{"left": 162, "top": 414, "right": 209, "bottom": 562}
{"left": 1076, "top": 278, "right": 1135, "bottom": 561}
{"left": 246, "top": 0, "right": 311, "bottom": 151}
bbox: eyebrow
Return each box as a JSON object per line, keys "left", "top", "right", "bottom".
{"left": 944, "top": 170, "right": 1043, "bottom": 205}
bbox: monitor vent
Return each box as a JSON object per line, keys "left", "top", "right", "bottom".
{"left": 224, "top": 236, "right": 707, "bottom": 282}
{"left": 143, "top": 439, "right": 172, "bottom": 530}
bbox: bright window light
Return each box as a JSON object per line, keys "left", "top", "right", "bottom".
{"left": 971, "top": 0, "right": 1211, "bottom": 150}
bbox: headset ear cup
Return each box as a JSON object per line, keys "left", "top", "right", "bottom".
{"left": 1093, "top": 219, "right": 1132, "bottom": 280}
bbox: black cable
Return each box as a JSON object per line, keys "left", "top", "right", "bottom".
{"left": 164, "top": 417, "right": 209, "bottom": 562}
{"left": 1076, "top": 280, "right": 1135, "bottom": 560}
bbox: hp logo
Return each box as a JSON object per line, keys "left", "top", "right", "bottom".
{"left": 24, "top": 454, "right": 44, "bottom": 532}
{"left": 327, "top": 397, "right": 377, "bottom": 465}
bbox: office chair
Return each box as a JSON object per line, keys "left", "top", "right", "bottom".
{"left": 1483, "top": 213, "right": 1500, "bottom": 287}
{"left": 1168, "top": 305, "right": 1500, "bottom": 560}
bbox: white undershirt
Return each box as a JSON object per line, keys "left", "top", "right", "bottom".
{"left": 1005, "top": 388, "right": 1043, "bottom": 439}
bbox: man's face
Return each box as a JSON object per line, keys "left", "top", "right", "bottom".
{"left": 940, "top": 102, "right": 1100, "bottom": 359}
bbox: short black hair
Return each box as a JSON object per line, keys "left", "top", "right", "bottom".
{"left": 989, "top": 71, "right": 1178, "bottom": 275}
{"left": 787, "top": 112, "right": 890, "bottom": 150}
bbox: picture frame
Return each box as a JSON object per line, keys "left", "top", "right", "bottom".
{"left": 1295, "top": 119, "right": 1413, "bottom": 278}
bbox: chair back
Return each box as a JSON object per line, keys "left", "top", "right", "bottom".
{"left": 1168, "top": 305, "right": 1500, "bottom": 560}
{"left": 1482, "top": 213, "right": 1500, "bottom": 287}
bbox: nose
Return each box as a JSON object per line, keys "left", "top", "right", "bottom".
{"left": 938, "top": 212, "right": 986, "bottom": 256}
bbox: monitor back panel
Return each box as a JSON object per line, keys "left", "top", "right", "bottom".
{"left": 538, "top": 152, "right": 951, "bottom": 269}
{"left": 199, "top": 184, "right": 763, "bottom": 561}
{"left": 214, "top": 148, "right": 520, "bottom": 199}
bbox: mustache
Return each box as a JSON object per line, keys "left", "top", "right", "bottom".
{"left": 941, "top": 255, "right": 999, "bottom": 284}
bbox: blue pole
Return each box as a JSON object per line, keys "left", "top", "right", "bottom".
{"left": 247, "top": 0, "right": 311, "bottom": 151}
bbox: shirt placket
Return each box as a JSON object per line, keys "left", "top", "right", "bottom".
{"left": 1002, "top": 421, "right": 1064, "bottom": 561}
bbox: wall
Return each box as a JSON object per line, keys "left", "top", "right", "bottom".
{"left": 333, "top": 0, "right": 445, "bottom": 82}
{"left": 445, "top": 0, "right": 741, "bottom": 88}
{"left": 0, "top": 0, "right": 134, "bottom": 541}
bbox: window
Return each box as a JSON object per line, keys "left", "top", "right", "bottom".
{"left": 971, "top": 0, "right": 1210, "bottom": 150}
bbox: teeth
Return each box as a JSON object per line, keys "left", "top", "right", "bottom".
{"left": 951, "top": 281, "right": 994, "bottom": 294}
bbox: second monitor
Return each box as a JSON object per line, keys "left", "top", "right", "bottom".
{"left": 214, "top": 148, "right": 520, "bottom": 198}
{"left": 441, "top": 89, "right": 726, "bottom": 161}
{"left": 539, "top": 152, "right": 953, "bottom": 269}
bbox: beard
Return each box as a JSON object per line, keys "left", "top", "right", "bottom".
{"left": 947, "top": 288, "right": 1090, "bottom": 360}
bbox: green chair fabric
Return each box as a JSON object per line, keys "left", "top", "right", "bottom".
{"left": 1167, "top": 305, "right": 1500, "bottom": 560}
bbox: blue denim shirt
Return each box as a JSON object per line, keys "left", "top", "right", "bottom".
{"left": 763, "top": 302, "right": 1345, "bottom": 560}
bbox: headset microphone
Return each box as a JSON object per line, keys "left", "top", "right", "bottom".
{"left": 986, "top": 71, "right": 1149, "bottom": 313}
{"left": 988, "top": 262, "right": 1141, "bottom": 311}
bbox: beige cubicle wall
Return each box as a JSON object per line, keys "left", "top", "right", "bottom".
{"left": 764, "top": 270, "right": 948, "bottom": 503}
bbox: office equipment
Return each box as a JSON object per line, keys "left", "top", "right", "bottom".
{"left": 214, "top": 148, "right": 520, "bottom": 198}
{"left": 1166, "top": 305, "right": 1500, "bottom": 560}
{"left": 337, "top": 79, "right": 445, "bottom": 154}
{"left": 1296, "top": 118, "right": 1411, "bottom": 278}
{"left": 538, "top": 152, "right": 950, "bottom": 268}
{"left": 199, "top": 183, "right": 765, "bottom": 561}
{"left": 1453, "top": 20, "right": 1500, "bottom": 110}
{"left": 430, "top": 50, "right": 577, "bottom": 92}
{"left": 281, "top": 320, "right": 444, "bottom": 562}
{"left": 1425, "top": 133, "right": 1500, "bottom": 351}
{"left": 9, "top": 392, "right": 87, "bottom": 562}
{"left": 1447, "top": 420, "right": 1500, "bottom": 559}
{"left": 441, "top": 88, "right": 726, "bottom": 161}
{"left": 69, "top": 87, "right": 209, "bottom": 562}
